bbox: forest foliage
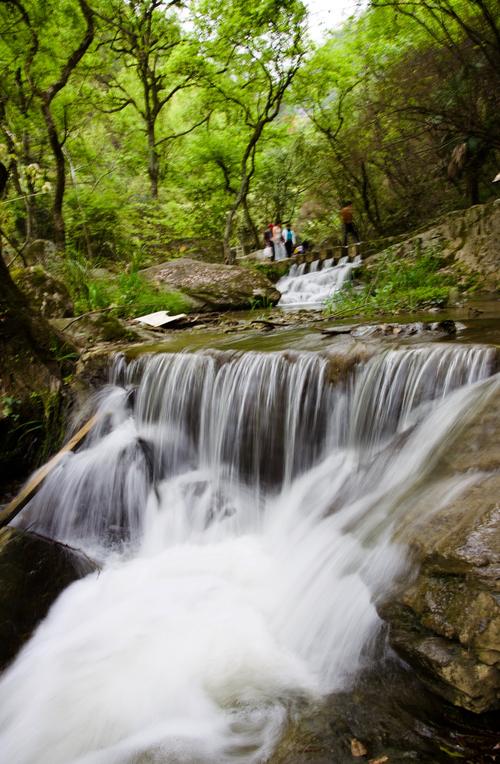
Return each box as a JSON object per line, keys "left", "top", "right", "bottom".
{"left": 0, "top": 0, "right": 499, "bottom": 273}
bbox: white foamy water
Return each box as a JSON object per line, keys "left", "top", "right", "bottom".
{"left": 1, "top": 345, "right": 498, "bottom": 763}
{"left": 277, "top": 255, "right": 360, "bottom": 308}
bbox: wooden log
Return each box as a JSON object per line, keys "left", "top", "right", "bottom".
{"left": 0, "top": 415, "right": 98, "bottom": 529}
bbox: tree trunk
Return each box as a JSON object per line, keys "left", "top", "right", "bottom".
{"left": 147, "top": 121, "right": 159, "bottom": 198}
{"left": 0, "top": 248, "right": 77, "bottom": 482}
{"left": 223, "top": 206, "right": 237, "bottom": 264}
{"left": 41, "top": 100, "right": 66, "bottom": 249}
{"left": 0, "top": 252, "right": 62, "bottom": 369}
{"left": 242, "top": 198, "right": 260, "bottom": 250}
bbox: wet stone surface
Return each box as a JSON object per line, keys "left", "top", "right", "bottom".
{"left": 0, "top": 527, "right": 97, "bottom": 671}
{"left": 271, "top": 659, "right": 500, "bottom": 764}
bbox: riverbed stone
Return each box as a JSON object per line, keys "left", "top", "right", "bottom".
{"left": 0, "top": 527, "right": 97, "bottom": 670}
{"left": 379, "top": 387, "right": 500, "bottom": 713}
{"left": 141, "top": 258, "right": 281, "bottom": 311}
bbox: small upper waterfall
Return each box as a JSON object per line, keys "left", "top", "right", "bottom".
{"left": 1, "top": 343, "right": 498, "bottom": 764}
{"left": 277, "top": 255, "right": 361, "bottom": 308}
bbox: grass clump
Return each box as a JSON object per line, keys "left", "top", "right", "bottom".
{"left": 63, "top": 259, "right": 189, "bottom": 319}
{"left": 324, "top": 247, "right": 456, "bottom": 319}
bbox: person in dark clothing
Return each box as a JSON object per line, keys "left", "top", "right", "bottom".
{"left": 263, "top": 228, "right": 275, "bottom": 260}
{"left": 282, "top": 222, "right": 296, "bottom": 257}
{"left": 340, "top": 200, "right": 360, "bottom": 254}
{"left": 0, "top": 162, "right": 8, "bottom": 196}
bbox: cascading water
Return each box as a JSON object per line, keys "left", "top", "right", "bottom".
{"left": 1, "top": 343, "right": 498, "bottom": 764}
{"left": 277, "top": 255, "right": 361, "bottom": 308}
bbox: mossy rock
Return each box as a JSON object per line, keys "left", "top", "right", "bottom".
{"left": 380, "top": 388, "right": 500, "bottom": 714}
{"left": 50, "top": 314, "right": 141, "bottom": 347}
{"left": 12, "top": 266, "right": 74, "bottom": 318}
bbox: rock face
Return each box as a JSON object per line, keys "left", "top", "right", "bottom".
{"left": 12, "top": 266, "right": 74, "bottom": 317}
{"left": 142, "top": 258, "right": 281, "bottom": 311}
{"left": 380, "top": 387, "right": 500, "bottom": 713}
{"left": 23, "top": 239, "right": 57, "bottom": 266}
{"left": 0, "top": 527, "right": 97, "bottom": 670}
{"left": 370, "top": 199, "right": 500, "bottom": 289}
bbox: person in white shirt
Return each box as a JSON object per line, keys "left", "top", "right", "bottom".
{"left": 272, "top": 222, "right": 287, "bottom": 261}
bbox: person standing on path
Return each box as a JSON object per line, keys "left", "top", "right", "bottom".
{"left": 263, "top": 227, "right": 274, "bottom": 260}
{"left": 272, "top": 221, "right": 287, "bottom": 261}
{"left": 282, "top": 222, "right": 296, "bottom": 257}
{"left": 340, "top": 201, "right": 360, "bottom": 256}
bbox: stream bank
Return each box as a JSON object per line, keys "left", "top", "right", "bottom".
{"left": 1, "top": 280, "right": 499, "bottom": 763}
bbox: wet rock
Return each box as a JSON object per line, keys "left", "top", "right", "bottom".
{"left": 12, "top": 266, "right": 73, "bottom": 317}
{"left": 321, "top": 324, "right": 359, "bottom": 336}
{"left": 321, "top": 321, "right": 458, "bottom": 340}
{"left": 270, "top": 660, "right": 499, "bottom": 763}
{"left": 429, "top": 319, "right": 456, "bottom": 334}
{"left": 141, "top": 258, "right": 281, "bottom": 312}
{"left": 0, "top": 527, "right": 97, "bottom": 670}
{"left": 350, "top": 738, "right": 368, "bottom": 756}
{"left": 380, "top": 389, "right": 500, "bottom": 713}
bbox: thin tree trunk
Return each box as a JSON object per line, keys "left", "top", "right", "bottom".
{"left": 147, "top": 121, "right": 159, "bottom": 198}
{"left": 41, "top": 100, "right": 66, "bottom": 248}
{"left": 223, "top": 174, "right": 252, "bottom": 264}
{"left": 242, "top": 198, "right": 260, "bottom": 250}
{"left": 223, "top": 207, "right": 238, "bottom": 264}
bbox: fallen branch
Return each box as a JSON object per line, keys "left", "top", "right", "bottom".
{"left": 62, "top": 306, "right": 116, "bottom": 330}
{"left": 0, "top": 414, "right": 98, "bottom": 528}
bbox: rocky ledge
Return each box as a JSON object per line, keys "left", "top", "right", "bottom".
{"left": 380, "top": 386, "right": 500, "bottom": 713}
{"left": 141, "top": 257, "right": 280, "bottom": 311}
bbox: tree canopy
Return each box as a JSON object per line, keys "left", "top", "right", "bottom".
{"left": 0, "top": 0, "right": 498, "bottom": 266}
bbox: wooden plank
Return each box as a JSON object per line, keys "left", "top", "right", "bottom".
{"left": 0, "top": 415, "right": 98, "bottom": 529}
{"left": 133, "top": 311, "right": 187, "bottom": 327}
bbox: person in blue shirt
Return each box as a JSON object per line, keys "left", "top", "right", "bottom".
{"left": 283, "top": 222, "right": 296, "bottom": 257}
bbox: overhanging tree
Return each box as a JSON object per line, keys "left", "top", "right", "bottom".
{"left": 3, "top": 0, "right": 95, "bottom": 249}
{"left": 96, "top": 0, "right": 207, "bottom": 198}
{"left": 193, "top": 0, "right": 307, "bottom": 263}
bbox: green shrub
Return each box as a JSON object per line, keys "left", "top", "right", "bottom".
{"left": 324, "top": 246, "right": 456, "bottom": 318}
{"left": 61, "top": 256, "right": 189, "bottom": 319}
{"left": 65, "top": 187, "right": 135, "bottom": 261}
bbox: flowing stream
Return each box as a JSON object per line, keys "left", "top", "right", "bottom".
{"left": 277, "top": 255, "right": 361, "bottom": 308}
{"left": 1, "top": 343, "right": 498, "bottom": 763}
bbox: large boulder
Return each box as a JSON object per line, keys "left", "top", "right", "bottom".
{"left": 141, "top": 258, "right": 281, "bottom": 312}
{"left": 12, "top": 265, "right": 74, "bottom": 317}
{"left": 380, "top": 387, "right": 500, "bottom": 713}
{"left": 0, "top": 527, "right": 97, "bottom": 670}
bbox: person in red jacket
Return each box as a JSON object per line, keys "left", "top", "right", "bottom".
{"left": 340, "top": 200, "right": 360, "bottom": 254}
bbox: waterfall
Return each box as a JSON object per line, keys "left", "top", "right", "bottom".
{"left": 1, "top": 343, "right": 498, "bottom": 764}
{"left": 277, "top": 255, "right": 361, "bottom": 308}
